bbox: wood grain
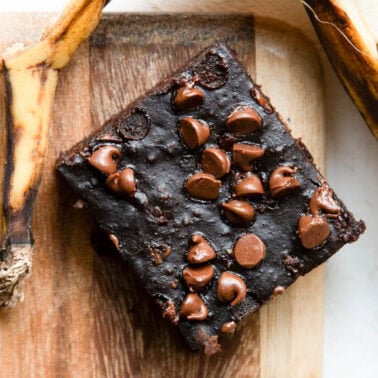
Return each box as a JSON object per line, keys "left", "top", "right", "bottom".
{"left": 0, "top": 14, "right": 324, "bottom": 378}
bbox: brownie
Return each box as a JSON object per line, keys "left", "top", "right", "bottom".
{"left": 56, "top": 44, "right": 365, "bottom": 354}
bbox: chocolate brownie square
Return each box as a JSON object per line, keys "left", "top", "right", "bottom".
{"left": 56, "top": 44, "right": 365, "bottom": 354}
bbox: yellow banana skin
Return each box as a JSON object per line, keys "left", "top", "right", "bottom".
{"left": 0, "top": 0, "right": 109, "bottom": 308}
{"left": 305, "top": 0, "right": 378, "bottom": 140}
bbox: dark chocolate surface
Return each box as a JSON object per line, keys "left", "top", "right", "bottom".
{"left": 57, "top": 45, "right": 365, "bottom": 353}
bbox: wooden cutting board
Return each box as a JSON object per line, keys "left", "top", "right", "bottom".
{"left": 0, "top": 14, "right": 325, "bottom": 378}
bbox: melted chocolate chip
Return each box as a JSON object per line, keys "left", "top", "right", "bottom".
{"left": 232, "top": 143, "right": 265, "bottom": 171}
{"left": 234, "top": 173, "right": 264, "bottom": 197}
{"left": 180, "top": 293, "right": 208, "bottom": 320}
{"left": 147, "top": 244, "right": 172, "bottom": 265}
{"left": 269, "top": 166, "right": 300, "bottom": 198}
{"left": 222, "top": 200, "right": 254, "bottom": 226}
{"left": 162, "top": 300, "right": 178, "bottom": 324}
{"left": 175, "top": 85, "right": 204, "bottom": 111}
{"left": 309, "top": 184, "right": 341, "bottom": 217}
{"left": 234, "top": 233, "right": 266, "bottom": 268}
{"left": 194, "top": 52, "right": 229, "bottom": 89}
{"left": 187, "top": 234, "right": 216, "bottom": 264}
{"left": 105, "top": 168, "right": 136, "bottom": 197}
{"left": 217, "top": 271, "right": 247, "bottom": 306}
{"left": 88, "top": 145, "right": 122, "bottom": 174}
{"left": 298, "top": 215, "right": 330, "bottom": 249}
{"left": 117, "top": 109, "right": 150, "bottom": 140}
{"left": 183, "top": 264, "right": 215, "bottom": 291}
{"left": 179, "top": 117, "right": 210, "bottom": 149}
{"left": 186, "top": 173, "right": 221, "bottom": 200}
{"left": 220, "top": 321, "right": 237, "bottom": 334}
{"left": 226, "top": 106, "right": 262, "bottom": 135}
{"left": 201, "top": 148, "right": 230, "bottom": 179}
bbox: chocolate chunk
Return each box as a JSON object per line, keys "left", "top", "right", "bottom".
{"left": 180, "top": 293, "right": 208, "bottom": 320}
{"left": 226, "top": 106, "right": 262, "bottom": 135}
{"left": 186, "top": 173, "right": 221, "bottom": 200}
{"left": 183, "top": 264, "right": 215, "bottom": 291}
{"left": 88, "top": 145, "right": 122, "bottom": 174}
{"left": 269, "top": 166, "right": 300, "bottom": 198}
{"left": 117, "top": 109, "right": 150, "bottom": 140}
{"left": 201, "top": 148, "right": 230, "bottom": 179}
{"left": 309, "top": 184, "right": 341, "bottom": 217}
{"left": 220, "top": 321, "right": 237, "bottom": 334}
{"left": 187, "top": 234, "right": 216, "bottom": 264}
{"left": 234, "top": 233, "right": 266, "bottom": 268}
{"left": 179, "top": 117, "right": 210, "bottom": 149}
{"left": 175, "top": 85, "right": 204, "bottom": 111}
{"left": 194, "top": 51, "right": 228, "bottom": 89}
{"left": 221, "top": 200, "right": 254, "bottom": 226}
{"left": 234, "top": 173, "right": 264, "bottom": 197}
{"left": 298, "top": 215, "right": 330, "bottom": 249}
{"left": 217, "top": 271, "right": 247, "bottom": 306}
{"left": 105, "top": 168, "right": 136, "bottom": 197}
{"left": 232, "top": 143, "right": 265, "bottom": 171}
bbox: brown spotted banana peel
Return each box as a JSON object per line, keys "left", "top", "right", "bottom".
{"left": 0, "top": 0, "right": 109, "bottom": 308}
{"left": 304, "top": 0, "right": 378, "bottom": 140}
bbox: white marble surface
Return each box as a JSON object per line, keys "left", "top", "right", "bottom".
{"left": 0, "top": 1, "right": 377, "bottom": 377}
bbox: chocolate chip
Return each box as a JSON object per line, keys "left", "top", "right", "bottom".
{"left": 226, "top": 106, "right": 262, "bottom": 135}
{"left": 105, "top": 168, "right": 136, "bottom": 196}
{"left": 269, "top": 166, "right": 300, "bottom": 198}
{"left": 117, "top": 109, "right": 150, "bottom": 140}
{"left": 180, "top": 293, "right": 208, "bottom": 320}
{"left": 217, "top": 271, "right": 247, "bottom": 306}
{"left": 271, "top": 286, "right": 285, "bottom": 298}
{"left": 234, "top": 233, "right": 266, "bottom": 268}
{"left": 309, "top": 184, "right": 341, "bottom": 217}
{"left": 298, "top": 215, "right": 330, "bottom": 249}
{"left": 186, "top": 173, "right": 221, "bottom": 200}
{"left": 88, "top": 145, "right": 122, "bottom": 174}
{"left": 162, "top": 300, "right": 178, "bottom": 324}
{"left": 147, "top": 244, "right": 172, "bottom": 265}
{"left": 179, "top": 117, "right": 210, "bottom": 149}
{"left": 234, "top": 173, "right": 264, "bottom": 197}
{"left": 250, "top": 86, "right": 274, "bottom": 113}
{"left": 220, "top": 321, "right": 237, "bottom": 334}
{"left": 222, "top": 200, "right": 254, "bottom": 226}
{"left": 187, "top": 234, "right": 216, "bottom": 264}
{"left": 108, "top": 234, "right": 120, "bottom": 251}
{"left": 194, "top": 52, "right": 229, "bottom": 89}
{"left": 183, "top": 264, "right": 215, "bottom": 291}
{"left": 175, "top": 85, "right": 204, "bottom": 111}
{"left": 201, "top": 148, "right": 230, "bottom": 179}
{"left": 232, "top": 143, "right": 265, "bottom": 171}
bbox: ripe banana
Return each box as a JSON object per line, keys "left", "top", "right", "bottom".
{"left": 0, "top": 0, "right": 109, "bottom": 308}
{"left": 304, "top": 0, "right": 378, "bottom": 139}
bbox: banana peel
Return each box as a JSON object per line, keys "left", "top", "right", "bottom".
{"left": 304, "top": 0, "right": 378, "bottom": 139}
{"left": 0, "top": 0, "right": 109, "bottom": 308}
